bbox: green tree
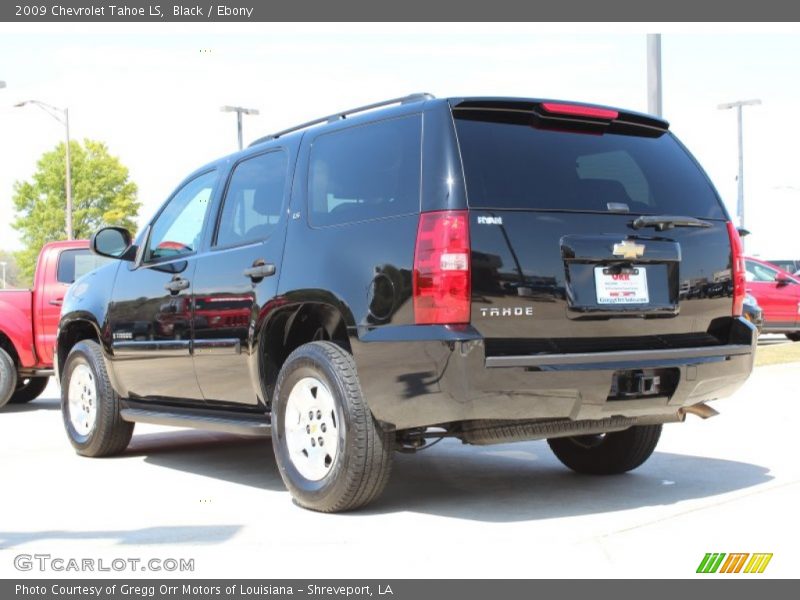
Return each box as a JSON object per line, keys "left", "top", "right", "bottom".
{"left": 12, "top": 139, "right": 140, "bottom": 282}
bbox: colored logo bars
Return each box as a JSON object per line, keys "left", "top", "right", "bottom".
{"left": 696, "top": 553, "right": 773, "bottom": 574}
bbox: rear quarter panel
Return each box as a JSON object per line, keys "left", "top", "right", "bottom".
{"left": 277, "top": 104, "right": 456, "bottom": 333}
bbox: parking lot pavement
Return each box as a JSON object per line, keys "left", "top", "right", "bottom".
{"left": 1, "top": 362, "right": 798, "bottom": 579}
{"left": 757, "top": 333, "right": 793, "bottom": 346}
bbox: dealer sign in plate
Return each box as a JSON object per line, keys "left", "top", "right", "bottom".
{"left": 595, "top": 267, "right": 649, "bottom": 304}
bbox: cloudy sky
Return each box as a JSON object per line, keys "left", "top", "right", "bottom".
{"left": 1, "top": 23, "right": 798, "bottom": 258}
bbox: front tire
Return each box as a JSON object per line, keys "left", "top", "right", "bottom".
{"left": 272, "top": 341, "right": 393, "bottom": 512}
{"left": 0, "top": 348, "right": 18, "bottom": 408}
{"left": 547, "top": 424, "right": 662, "bottom": 475}
{"left": 61, "top": 340, "right": 134, "bottom": 457}
{"left": 10, "top": 377, "right": 50, "bottom": 404}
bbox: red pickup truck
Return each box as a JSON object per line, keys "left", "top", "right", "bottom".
{"left": 0, "top": 240, "right": 107, "bottom": 408}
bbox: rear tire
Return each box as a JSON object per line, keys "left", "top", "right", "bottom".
{"left": 10, "top": 377, "right": 50, "bottom": 404}
{"left": 0, "top": 348, "right": 18, "bottom": 409}
{"left": 547, "top": 424, "right": 662, "bottom": 475}
{"left": 61, "top": 340, "right": 134, "bottom": 457}
{"left": 786, "top": 333, "right": 800, "bottom": 342}
{"left": 272, "top": 341, "right": 393, "bottom": 512}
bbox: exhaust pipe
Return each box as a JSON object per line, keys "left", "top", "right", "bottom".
{"left": 681, "top": 403, "right": 719, "bottom": 419}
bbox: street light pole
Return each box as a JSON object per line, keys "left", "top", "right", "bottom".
{"left": 64, "top": 107, "right": 73, "bottom": 240}
{"left": 15, "top": 100, "right": 74, "bottom": 239}
{"left": 718, "top": 99, "right": 761, "bottom": 245}
{"left": 646, "top": 34, "right": 663, "bottom": 117}
{"left": 220, "top": 105, "right": 260, "bottom": 151}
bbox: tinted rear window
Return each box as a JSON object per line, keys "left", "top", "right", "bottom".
{"left": 308, "top": 114, "right": 422, "bottom": 227}
{"left": 57, "top": 249, "right": 111, "bottom": 284}
{"left": 215, "top": 150, "right": 287, "bottom": 248}
{"left": 453, "top": 111, "right": 725, "bottom": 219}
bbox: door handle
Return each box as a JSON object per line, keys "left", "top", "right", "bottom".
{"left": 49, "top": 298, "right": 63, "bottom": 306}
{"left": 164, "top": 276, "right": 190, "bottom": 294}
{"left": 243, "top": 262, "right": 276, "bottom": 282}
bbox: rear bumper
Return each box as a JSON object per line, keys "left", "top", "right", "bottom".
{"left": 351, "top": 318, "right": 757, "bottom": 430}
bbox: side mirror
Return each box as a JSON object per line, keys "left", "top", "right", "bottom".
{"left": 91, "top": 227, "right": 134, "bottom": 261}
{"left": 776, "top": 276, "right": 793, "bottom": 288}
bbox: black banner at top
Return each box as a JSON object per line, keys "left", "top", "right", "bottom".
{"left": 2, "top": 0, "right": 800, "bottom": 22}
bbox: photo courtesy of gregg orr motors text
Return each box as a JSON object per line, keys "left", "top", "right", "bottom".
{"left": 15, "top": 584, "right": 391, "bottom": 597}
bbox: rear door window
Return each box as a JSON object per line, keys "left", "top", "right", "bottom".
{"left": 453, "top": 110, "right": 726, "bottom": 218}
{"left": 308, "top": 114, "right": 422, "bottom": 227}
{"left": 215, "top": 150, "right": 288, "bottom": 247}
{"left": 57, "top": 249, "right": 112, "bottom": 283}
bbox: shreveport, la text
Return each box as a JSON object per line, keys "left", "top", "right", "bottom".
{"left": 14, "top": 554, "right": 194, "bottom": 573}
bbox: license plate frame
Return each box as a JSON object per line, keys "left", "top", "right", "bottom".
{"left": 594, "top": 266, "right": 649, "bottom": 305}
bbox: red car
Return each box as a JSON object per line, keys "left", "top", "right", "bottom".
{"left": 0, "top": 240, "right": 107, "bottom": 407}
{"left": 744, "top": 256, "right": 800, "bottom": 341}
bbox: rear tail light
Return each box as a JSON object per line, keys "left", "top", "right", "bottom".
{"left": 413, "top": 210, "right": 471, "bottom": 324}
{"left": 727, "top": 221, "right": 746, "bottom": 316}
{"left": 540, "top": 102, "right": 619, "bottom": 120}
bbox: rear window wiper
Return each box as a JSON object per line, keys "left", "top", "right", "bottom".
{"left": 631, "top": 215, "right": 712, "bottom": 231}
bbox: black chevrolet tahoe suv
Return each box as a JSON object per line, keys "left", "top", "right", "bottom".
{"left": 57, "top": 94, "right": 756, "bottom": 512}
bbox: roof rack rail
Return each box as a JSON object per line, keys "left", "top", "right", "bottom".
{"left": 249, "top": 93, "right": 434, "bottom": 147}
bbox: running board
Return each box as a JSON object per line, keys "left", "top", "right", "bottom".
{"left": 120, "top": 406, "right": 270, "bottom": 437}
{"left": 18, "top": 368, "right": 54, "bottom": 377}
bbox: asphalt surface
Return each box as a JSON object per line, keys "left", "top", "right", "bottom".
{"left": 1, "top": 346, "right": 798, "bottom": 579}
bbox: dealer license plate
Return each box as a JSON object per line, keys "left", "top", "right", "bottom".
{"left": 594, "top": 267, "right": 649, "bottom": 305}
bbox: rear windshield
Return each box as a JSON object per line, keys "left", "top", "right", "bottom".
{"left": 453, "top": 111, "right": 726, "bottom": 219}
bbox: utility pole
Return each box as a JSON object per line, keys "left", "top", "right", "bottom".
{"left": 221, "top": 105, "right": 260, "bottom": 150}
{"left": 646, "top": 34, "right": 663, "bottom": 117}
{"left": 0, "top": 262, "right": 6, "bottom": 289}
{"left": 718, "top": 99, "right": 761, "bottom": 242}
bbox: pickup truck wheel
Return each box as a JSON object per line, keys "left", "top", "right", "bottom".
{"left": 272, "top": 341, "right": 393, "bottom": 512}
{"left": 786, "top": 333, "right": 800, "bottom": 342}
{"left": 61, "top": 340, "right": 134, "bottom": 457}
{"left": 0, "top": 348, "right": 18, "bottom": 408}
{"left": 547, "top": 424, "right": 662, "bottom": 475}
{"left": 10, "top": 377, "right": 50, "bottom": 404}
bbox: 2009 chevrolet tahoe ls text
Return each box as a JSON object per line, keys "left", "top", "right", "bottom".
{"left": 56, "top": 94, "right": 756, "bottom": 512}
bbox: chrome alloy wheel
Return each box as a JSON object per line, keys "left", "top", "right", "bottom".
{"left": 284, "top": 377, "right": 340, "bottom": 481}
{"left": 68, "top": 363, "right": 97, "bottom": 436}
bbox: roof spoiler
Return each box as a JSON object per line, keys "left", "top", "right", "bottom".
{"left": 450, "top": 98, "right": 669, "bottom": 135}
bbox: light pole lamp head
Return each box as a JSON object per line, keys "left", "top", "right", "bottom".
{"left": 718, "top": 99, "right": 762, "bottom": 110}
{"left": 220, "top": 105, "right": 259, "bottom": 115}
